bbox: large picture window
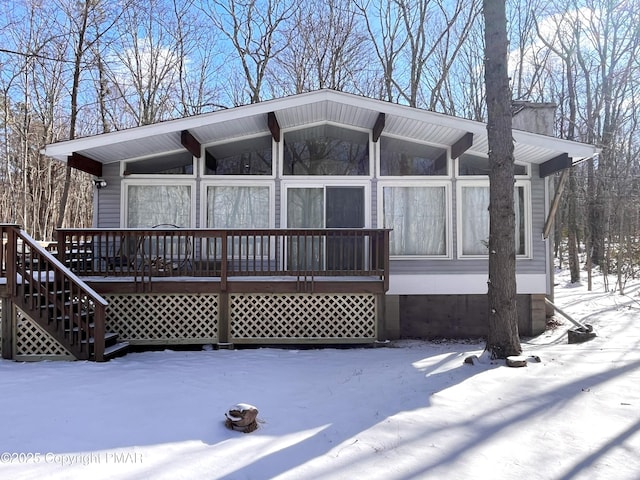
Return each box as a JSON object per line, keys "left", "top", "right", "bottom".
{"left": 283, "top": 125, "right": 369, "bottom": 176}
{"left": 458, "top": 183, "right": 528, "bottom": 257}
{"left": 205, "top": 184, "right": 272, "bottom": 259}
{"left": 126, "top": 184, "right": 192, "bottom": 227}
{"left": 205, "top": 185, "right": 271, "bottom": 228}
{"left": 381, "top": 185, "right": 448, "bottom": 256}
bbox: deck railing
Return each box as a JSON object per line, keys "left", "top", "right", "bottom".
{"left": 55, "top": 228, "right": 391, "bottom": 291}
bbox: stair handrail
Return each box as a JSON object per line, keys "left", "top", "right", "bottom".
{"left": 6, "top": 225, "right": 108, "bottom": 361}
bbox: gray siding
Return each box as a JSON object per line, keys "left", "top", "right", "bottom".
{"left": 96, "top": 162, "right": 121, "bottom": 228}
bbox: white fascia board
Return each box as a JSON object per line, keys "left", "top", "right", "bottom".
{"left": 512, "top": 130, "right": 600, "bottom": 160}
{"left": 43, "top": 89, "right": 599, "bottom": 165}
{"left": 388, "top": 274, "right": 547, "bottom": 295}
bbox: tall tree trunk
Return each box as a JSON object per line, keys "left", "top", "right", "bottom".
{"left": 56, "top": 0, "right": 91, "bottom": 229}
{"left": 483, "top": 0, "right": 521, "bottom": 359}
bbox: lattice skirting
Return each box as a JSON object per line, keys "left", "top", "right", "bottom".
{"left": 14, "top": 306, "right": 75, "bottom": 361}
{"left": 230, "top": 293, "right": 377, "bottom": 342}
{"left": 104, "top": 293, "right": 219, "bottom": 344}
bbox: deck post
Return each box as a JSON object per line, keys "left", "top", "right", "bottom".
{"left": 383, "top": 230, "right": 390, "bottom": 292}
{"left": 220, "top": 232, "right": 228, "bottom": 292}
{"left": 55, "top": 229, "right": 66, "bottom": 266}
{"left": 375, "top": 294, "right": 385, "bottom": 341}
{"left": 0, "top": 224, "right": 19, "bottom": 359}
{"left": 218, "top": 292, "right": 230, "bottom": 344}
{"left": 1, "top": 296, "right": 12, "bottom": 359}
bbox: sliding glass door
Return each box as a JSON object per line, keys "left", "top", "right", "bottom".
{"left": 286, "top": 185, "right": 366, "bottom": 271}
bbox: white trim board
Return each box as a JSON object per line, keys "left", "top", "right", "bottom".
{"left": 388, "top": 274, "right": 547, "bottom": 295}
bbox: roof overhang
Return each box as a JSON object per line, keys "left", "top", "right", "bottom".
{"left": 44, "top": 89, "right": 599, "bottom": 175}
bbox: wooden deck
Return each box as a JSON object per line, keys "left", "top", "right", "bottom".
{"left": 1, "top": 226, "right": 391, "bottom": 359}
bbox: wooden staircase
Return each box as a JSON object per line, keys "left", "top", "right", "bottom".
{"left": 1, "top": 224, "right": 128, "bottom": 361}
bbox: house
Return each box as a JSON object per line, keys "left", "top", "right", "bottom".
{"left": 0, "top": 90, "right": 598, "bottom": 361}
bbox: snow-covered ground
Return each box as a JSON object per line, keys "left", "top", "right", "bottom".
{"left": 1, "top": 269, "right": 639, "bottom": 480}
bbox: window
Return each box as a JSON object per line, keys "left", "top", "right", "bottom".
{"left": 205, "top": 185, "right": 271, "bottom": 228}
{"left": 204, "top": 135, "right": 272, "bottom": 175}
{"left": 205, "top": 184, "right": 272, "bottom": 259}
{"left": 126, "top": 184, "right": 192, "bottom": 227}
{"left": 458, "top": 183, "right": 528, "bottom": 257}
{"left": 283, "top": 125, "right": 369, "bottom": 175}
{"left": 123, "top": 151, "right": 194, "bottom": 175}
{"left": 458, "top": 153, "right": 528, "bottom": 176}
{"left": 381, "top": 185, "right": 448, "bottom": 256}
{"left": 380, "top": 136, "right": 448, "bottom": 176}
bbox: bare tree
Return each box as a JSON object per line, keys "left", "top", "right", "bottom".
{"left": 0, "top": 0, "right": 71, "bottom": 239}
{"left": 357, "top": 0, "right": 480, "bottom": 111}
{"left": 55, "top": 0, "right": 99, "bottom": 229}
{"left": 275, "top": 0, "right": 370, "bottom": 95}
{"left": 202, "top": 0, "right": 296, "bottom": 105}
{"left": 534, "top": 0, "right": 640, "bottom": 290}
{"left": 169, "top": 0, "right": 225, "bottom": 115}
{"left": 445, "top": 21, "right": 485, "bottom": 120}
{"left": 107, "top": 0, "right": 184, "bottom": 126}
{"left": 483, "top": 0, "right": 521, "bottom": 359}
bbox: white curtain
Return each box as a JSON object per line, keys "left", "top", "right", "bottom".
{"left": 127, "top": 185, "right": 191, "bottom": 228}
{"left": 206, "top": 186, "right": 270, "bottom": 228}
{"left": 461, "top": 186, "right": 525, "bottom": 255}
{"left": 461, "top": 186, "right": 490, "bottom": 255}
{"left": 383, "top": 186, "right": 446, "bottom": 255}
{"left": 515, "top": 187, "right": 525, "bottom": 255}
{"left": 286, "top": 188, "right": 324, "bottom": 269}
{"left": 286, "top": 188, "right": 323, "bottom": 228}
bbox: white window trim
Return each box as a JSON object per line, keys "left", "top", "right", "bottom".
{"left": 456, "top": 179, "right": 532, "bottom": 259}
{"left": 280, "top": 179, "right": 371, "bottom": 229}
{"left": 200, "top": 132, "right": 277, "bottom": 179}
{"left": 280, "top": 121, "right": 374, "bottom": 179}
{"left": 377, "top": 180, "right": 452, "bottom": 259}
{"left": 120, "top": 149, "right": 197, "bottom": 179}
{"left": 121, "top": 179, "right": 197, "bottom": 228}
{"left": 199, "top": 180, "right": 276, "bottom": 229}
{"left": 376, "top": 132, "right": 452, "bottom": 179}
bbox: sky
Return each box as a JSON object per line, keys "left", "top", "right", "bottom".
{"left": 0, "top": 267, "right": 638, "bottom": 480}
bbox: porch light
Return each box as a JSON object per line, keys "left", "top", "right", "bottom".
{"left": 93, "top": 179, "right": 107, "bottom": 189}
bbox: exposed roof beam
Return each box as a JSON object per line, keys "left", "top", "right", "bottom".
{"left": 68, "top": 153, "right": 102, "bottom": 177}
{"left": 372, "top": 113, "right": 385, "bottom": 142}
{"left": 450, "top": 132, "right": 474, "bottom": 159}
{"left": 181, "top": 130, "right": 201, "bottom": 158}
{"left": 539, "top": 153, "right": 571, "bottom": 178}
{"left": 433, "top": 131, "right": 474, "bottom": 171}
{"left": 268, "top": 112, "right": 280, "bottom": 142}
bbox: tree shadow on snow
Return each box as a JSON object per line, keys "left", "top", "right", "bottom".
{"left": 210, "top": 342, "right": 499, "bottom": 480}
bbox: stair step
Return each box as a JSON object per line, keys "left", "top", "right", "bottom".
{"left": 27, "top": 289, "right": 71, "bottom": 299}
{"left": 102, "top": 341, "right": 129, "bottom": 361}
{"left": 88, "top": 332, "right": 119, "bottom": 345}
{"left": 58, "top": 314, "right": 93, "bottom": 328}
